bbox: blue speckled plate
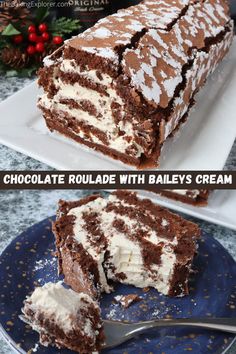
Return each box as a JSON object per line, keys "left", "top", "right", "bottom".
{"left": 0, "top": 217, "right": 236, "bottom": 354}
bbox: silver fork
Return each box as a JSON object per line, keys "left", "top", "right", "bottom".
{"left": 102, "top": 318, "right": 236, "bottom": 349}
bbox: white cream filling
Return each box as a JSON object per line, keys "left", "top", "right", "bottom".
{"left": 69, "top": 195, "right": 179, "bottom": 295}
{"left": 69, "top": 198, "right": 111, "bottom": 293}
{"left": 40, "top": 78, "right": 144, "bottom": 157}
{"left": 24, "top": 282, "right": 98, "bottom": 336}
{"left": 60, "top": 60, "right": 113, "bottom": 86}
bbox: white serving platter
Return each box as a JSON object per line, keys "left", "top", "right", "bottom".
{"left": 0, "top": 40, "right": 236, "bottom": 171}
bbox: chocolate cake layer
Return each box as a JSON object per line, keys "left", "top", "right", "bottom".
{"left": 38, "top": 0, "right": 234, "bottom": 168}
{"left": 53, "top": 191, "right": 200, "bottom": 297}
{"left": 21, "top": 282, "right": 104, "bottom": 353}
{"left": 156, "top": 189, "right": 210, "bottom": 206}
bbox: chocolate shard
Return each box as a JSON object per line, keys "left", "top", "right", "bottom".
{"left": 114, "top": 294, "right": 142, "bottom": 308}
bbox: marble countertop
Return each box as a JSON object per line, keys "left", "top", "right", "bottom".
{"left": 0, "top": 77, "right": 235, "bottom": 354}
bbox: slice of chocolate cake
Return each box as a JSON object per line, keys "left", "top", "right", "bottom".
{"left": 38, "top": 0, "right": 234, "bottom": 168}
{"left": 157, "top": 189, "right": 210, "bottom": 206}
{"left": 21, "top": 282, "right": 104, "bottom": 353}
{"left": 53, "top": 191, "right": 200, "bottom": 297}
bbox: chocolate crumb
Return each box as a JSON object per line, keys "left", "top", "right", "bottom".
{"left": 114, "top": 294, "right": 141, "bottom": 308}
{"left": 143, "top": 287, "right": 151, "bottom": 293}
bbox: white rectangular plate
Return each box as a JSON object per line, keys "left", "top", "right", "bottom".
{"left": 0, "top": 40, "right": 236, "bottom": 171}
{"left": 136, "top": 190, "right": 236, "bottom": 231}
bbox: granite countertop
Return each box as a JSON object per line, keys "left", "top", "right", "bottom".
{"left": 0, "top": 78, "right": 235, "bottom": 354}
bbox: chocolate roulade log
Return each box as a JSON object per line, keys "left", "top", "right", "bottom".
{"left": 38, "top": 0, "right": 234, "bottom": 168}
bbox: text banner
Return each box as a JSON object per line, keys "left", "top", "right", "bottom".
{"left": 0, "top": 171, "right": 235, "bottom": 190}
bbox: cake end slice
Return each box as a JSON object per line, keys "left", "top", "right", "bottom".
{"left": 21, "top": 282, "right": 105, "bottom": 354}
{"left": 53, "top": 191, "right": 201, "bottom": 297}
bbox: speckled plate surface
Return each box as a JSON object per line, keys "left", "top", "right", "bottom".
{"left": 0, "top": 217, "right": 236, "bottom": 354}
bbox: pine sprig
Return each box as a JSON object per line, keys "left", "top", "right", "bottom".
{"left": 1, "top": 24, "right": 21, "bottom": 36}
{"left": 49, "top": 17, "right": 81, "bottom": 36}
{"left": 2, "top": 67, "right": 38, "bottom": 78}
{"left": 0, "top": 38, "right": 8, "bottom": 50}
{"left": 0, "top": 6, "right": 81, "bottom": 77}
{"left": 35, "top": 8, "right": 50, "bottom": 24}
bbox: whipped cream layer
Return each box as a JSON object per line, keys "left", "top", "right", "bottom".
{"left": 69, "top": 194, "right": 180, "bottom": 295}
{"left": 39, "top": 64, "right": 144, "bottom": 158}
{"left": 22, "top": 282, "right": 100, "bottom": 336}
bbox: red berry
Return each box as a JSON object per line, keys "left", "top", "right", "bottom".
{"left": 53, "top": 36, "right": 63, "bottom": 45}
{"left": 28, "top": 25, "right": 36, "bottom": 33}
{"left": 36, "top": 36, "right": 43, "bottom": 43}
{"left": 28, "top": 33, "right": 38, "bottom": 42}
{"left": 38, "top": 23, "right": 48, "bottom": 33}
{"left": 27, "top": 45, "right": 36, "bottom": 55}
{"left": 35, "top": 42, "right": 45, "bottom": 53}
{"left": 41, "top": 32, "right": 50, "bottom": 42}
{"left": 13, "top": 34, "right": 23, "bottom": 44}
